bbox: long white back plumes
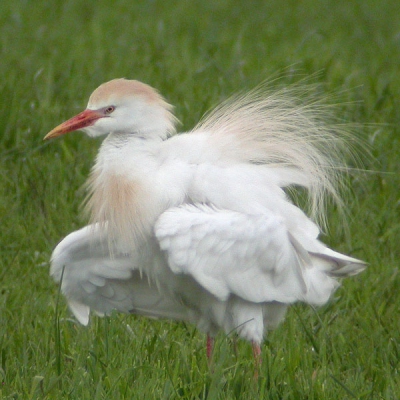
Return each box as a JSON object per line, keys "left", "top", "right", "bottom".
{"left": 193, "top": 82, "right": 358, "bottom": 228}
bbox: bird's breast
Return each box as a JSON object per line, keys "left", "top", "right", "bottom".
{"left": 84, "top": 167, "right": 159, "bottom": 246}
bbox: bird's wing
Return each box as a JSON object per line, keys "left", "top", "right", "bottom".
{"left": 155, "top": 204, "right": 365, "bottom": 306}
{"left": 50, "top": 224, "right": 188, "bottom": 325}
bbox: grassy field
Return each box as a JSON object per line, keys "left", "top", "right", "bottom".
{"left": 1, "top": 0, "right": 399, "bottom": 398}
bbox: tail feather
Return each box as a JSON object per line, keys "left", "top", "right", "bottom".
{"left": 289, "top": 231, "right": 365, "bottom": 305}
{"left": 326, "top": 262, "right": 366, "bottom": 277}
{"left": 310, "top": 248, "right": 367, "bottom": 277}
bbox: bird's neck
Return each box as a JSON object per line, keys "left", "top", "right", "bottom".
{"left": 97, "top": 131, "right": 164, "bottom": 169}
{"left": 105, "top": 130, "right": 165, "bottom": 147}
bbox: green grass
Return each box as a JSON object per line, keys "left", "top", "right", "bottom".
{"left": 1, "top": 0, "right": 399, "bottom": 398}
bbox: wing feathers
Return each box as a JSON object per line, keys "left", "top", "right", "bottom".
{"left": 50, "top": 224, "right": 189, "bottom": 324}
{"left": 156, "top": 204, "right": 364, "bottom": 306}
{"left": 68, "top": 300, "right": 90, "bottom": 326}
{"left": 156, "top": 205, "right": 308, "bottom": 303}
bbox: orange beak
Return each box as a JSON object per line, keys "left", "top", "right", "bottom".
{"left": 44, "top": 109, "right": 104, "bottom": 140}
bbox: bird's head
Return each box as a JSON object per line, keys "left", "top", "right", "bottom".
{"left": 44, "top": 79, "right": 177, "bottom": 140}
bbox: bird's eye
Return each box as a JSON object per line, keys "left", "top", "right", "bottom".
{"left": 104, "top": 106, "right": 115, "bottom": 115}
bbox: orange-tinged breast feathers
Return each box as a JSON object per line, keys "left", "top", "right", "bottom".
{"left": 84, "top": 168, "right": 154, "bottom": 247}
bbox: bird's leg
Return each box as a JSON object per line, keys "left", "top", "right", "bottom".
{"left": 206, "top": 334, "right": 214, "bottom": 364}
{"left": 252, "top": 341, "right": 262, "bottom": 379}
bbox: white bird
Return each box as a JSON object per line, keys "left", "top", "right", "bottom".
{"left": 44, "top": 78, "right": 365, "bottom": 368}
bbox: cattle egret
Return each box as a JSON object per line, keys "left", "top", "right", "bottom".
{"left": 45, "top": 78, "right": 365, "bottom": 371}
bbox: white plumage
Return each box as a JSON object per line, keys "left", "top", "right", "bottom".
{"left": 45, "top": 78, "right": 365, "bottom": 361}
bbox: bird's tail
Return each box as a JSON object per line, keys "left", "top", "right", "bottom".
{"left": 289, "top": 232, "right": 366, "bottom": 305}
